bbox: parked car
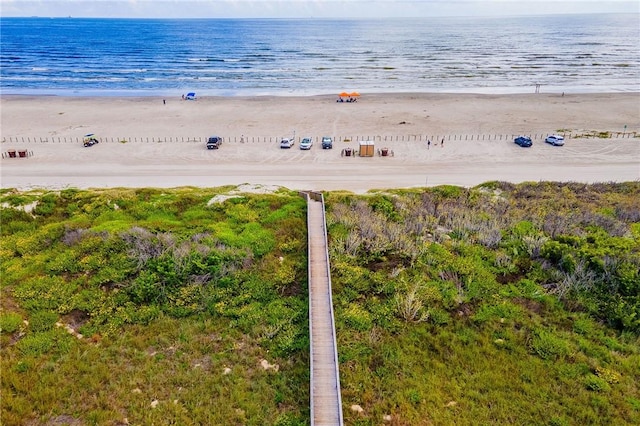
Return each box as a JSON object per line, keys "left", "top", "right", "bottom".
{"left": 206, "top": 136, "right": 223, "bottom": 149}
{"left": 280, "top": 138, "right": 295, "bottom": 149}
{"left": 299, "top": 137, "right": 313, "bottom": 150}
{"left": 321, "top": 136, "right": 333, "bottom": 149}
{"left": 545, "top": 135, "right": 565, "bottom": 146}
{"left": 514, "top": 136, "right": 533, "bottom": 147}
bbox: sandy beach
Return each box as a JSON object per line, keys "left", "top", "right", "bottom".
{"left": 1, "top": 93, "right": 638, "bottom": 193}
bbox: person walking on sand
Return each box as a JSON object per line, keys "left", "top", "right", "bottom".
{"left": 427, "top": 139, "right": 431, "bottom": 149}
{"left": 441, "top": 138, "right": 444, "bottom": 147}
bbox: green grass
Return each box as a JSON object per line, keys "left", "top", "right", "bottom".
{"left": 327, "top": 182, "right": 640, "bottom": 425}
{"left": 2, "top": 316, "right": 310, "bottom": 425}
{"left": 1, "top": 187, "right": 310, "bottom": 425}
{"left": 1, "top": 183, "right": 639, "bottom": 425}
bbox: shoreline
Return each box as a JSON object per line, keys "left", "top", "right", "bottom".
{"left": 2, "top": 87, "right": 640, "bottom": 99}
{"left": 2, "top": 92, "right": 639, "bottom": 193}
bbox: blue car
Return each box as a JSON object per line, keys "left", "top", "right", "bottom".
{"left": 514, "top": 136, "right": 532, "bottom": 147}
{"left": 321, "top": 136, "right": 333, "bottom": 149}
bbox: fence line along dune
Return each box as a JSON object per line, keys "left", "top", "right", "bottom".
{"left": 2, "top": 130, "right": 638, "bottom": 145}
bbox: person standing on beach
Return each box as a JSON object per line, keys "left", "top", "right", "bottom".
{"left": 427, "top": 139, "right": 431, "bottom": 149}
{"left": 441, "top": 138, "right": 444, "bottom": 147}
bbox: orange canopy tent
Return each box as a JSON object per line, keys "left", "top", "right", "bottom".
{"left": 349, "top": 92, "right": 360, "bottom": 97}
{"left": 338, "top": 92, "right": 350, "bottom": 97}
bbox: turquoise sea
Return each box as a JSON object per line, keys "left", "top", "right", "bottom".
{"left": 1, "top": 14, "right": 639, "bottom": 96}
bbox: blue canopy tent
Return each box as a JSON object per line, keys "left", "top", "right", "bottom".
{"left": 185, "top": 92, "right": 196, "bottom": 100}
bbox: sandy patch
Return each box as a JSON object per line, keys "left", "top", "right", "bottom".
{"left": 2, "top": 93, "right": 638, "bottom": 192}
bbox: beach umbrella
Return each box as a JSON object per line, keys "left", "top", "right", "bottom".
{"left": 339, "top": 92, "right": 350, "bottom": 97}
{"left": 349, "top": 92, "right": 360, "bottom": 97}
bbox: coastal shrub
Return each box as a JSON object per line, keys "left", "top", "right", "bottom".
{"left": 263, "top": 199, "right": 306, "bottom": 224}
{"left": 394, "top": 284, "right": 429, "bottom": 323}
{"left": 584, "top": 374, "right": 611, "bottom": 392}
{"left": 529, "top": 329, "right": 569, "bottom": 360}
{"left": 540, "top": 240, "right": 567, "bottom": 263}
{"left": 17, "top": 331, "right": 61, "bottom": 356}
{"left": 603, "top": 297, "right": 640, "bottom": 333}
{"left": 343, "top": 303, "right": 373, "bottom": 331}
{"left": 270, "top": 259, "right": 297, "bottom": 289}
{"left": 572, "top": 317, "right": 596, "bottom": 335}
{"left": 32, "top": 193, "right": 58, "bottom": 216}
{"left": 170, "top": 191, "right": 205, "bottom": 213}
{"left": 223, "top": 200, "right": 258, "bottom": 224}
{"left": 13, "top": 225, "right": 62, "bottom": 256}
{"left": 0, "top": 208, "right": 34, "bottom": 235}
{"left": 595, "top": 366, "right": 621, "bottom": 384}
{"left": 133, "top": 187, "right": 162, "bottom": 201}
{"left": 127, "top": 303, "right": 163, "bottom": 326}
{"left": 238, "top": 222, "right": 275, "bottom": 257}
{"left": 252, "top": 298, "right": 308, "bottom": 356}
{"left": 3, "top": 184, "right": 640, "bottom": 425}
{"left": 93, "top": 210, "right": 134, "bottom": 229}
{"left": 45, "top": 249, "right": 83, "bottom": 275}
{"left": 28, "top": 311, "right": 58, "bottom": 332}
{"left": 141, "top": 211, "right": 182, "bottom": 230}
{"left": 548, "top": 417, "right": 570, "bottom": 426}
{"left": 430, "top": 185, "right": 464, "bottom": 199}
{"left": 428, "top": 307, "right": 451, "bottom": 326}
{"left": 472, "top": 301, "right": 524, "bottom": 324}
{"left": 61, "top": 226, "right": 99, "bottom": 246}
{"left": 364, "top": 297, "right": 396, "bottom": 328}
{"left": 128, "top": 270, "right": 163, "bottom": 304}
{"left": 166, "top": 284, "right": 204, "bottom": 318}
{"left": 180, "top": 206, "right": 212, "bottom": 224}
{"left": 0, "top": 187, "right": 315, "bottom": 422}
{"left": 1, "top": 193, "right": 35, "bottom": 206}
{"left": 369, "top": 195, "right": 401, "bottom": 222}
{"left": 13, "top": 275, "right": 77, "bottom": 312}
{"left": 627, "top": 398, "right": 640, "bottom": 411}
{"left": 0, "top": 312, "right": 23, "bottom": 334}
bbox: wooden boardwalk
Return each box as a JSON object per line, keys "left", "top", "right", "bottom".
{"left": 306, "top": 192, "right": 344, "bottom": 426}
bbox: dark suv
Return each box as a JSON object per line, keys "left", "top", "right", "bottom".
{"left": 514, "top": 136, "right": 532, "bottom": 147}
{"left": 207, "top": 136, "right": 222, "bottom": 149}
{"left": 321, "top": 136, "right": 333, "bottom": 149}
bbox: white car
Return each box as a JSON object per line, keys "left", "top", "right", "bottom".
{"left": 280, "top": 138, "right": 294, "bottom": 149}
{"left": 545, "top": 135, "right": 565, "bottom": 146}
{"left": 299, "top": 137, "right": 313, "bottom": 150}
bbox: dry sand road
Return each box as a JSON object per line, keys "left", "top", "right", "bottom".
{"left": 2, "top": 92, "right": 638, "bottom": 192}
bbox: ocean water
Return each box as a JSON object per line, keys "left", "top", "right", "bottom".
{"left": 1, "top": 14, "right": 639, "bottom": 96}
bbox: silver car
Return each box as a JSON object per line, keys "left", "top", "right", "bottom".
{"left": 299, "top": 137, "right": 313, "bottom": 150}
{"left": 280, "top": 138, "right": 294, "bottom": 149}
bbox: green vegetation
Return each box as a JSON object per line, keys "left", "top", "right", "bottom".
{"left": 1, "top": 187, "right": 310, "bottom": 425}
{"left": 2, "top": 182, "right": 639, "bottom": 425}
{"left": 325, "top": 182, "right": 639, "bottom": 425}
{"left": 562, "top": 129, "right": 639, "bottom": 139}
